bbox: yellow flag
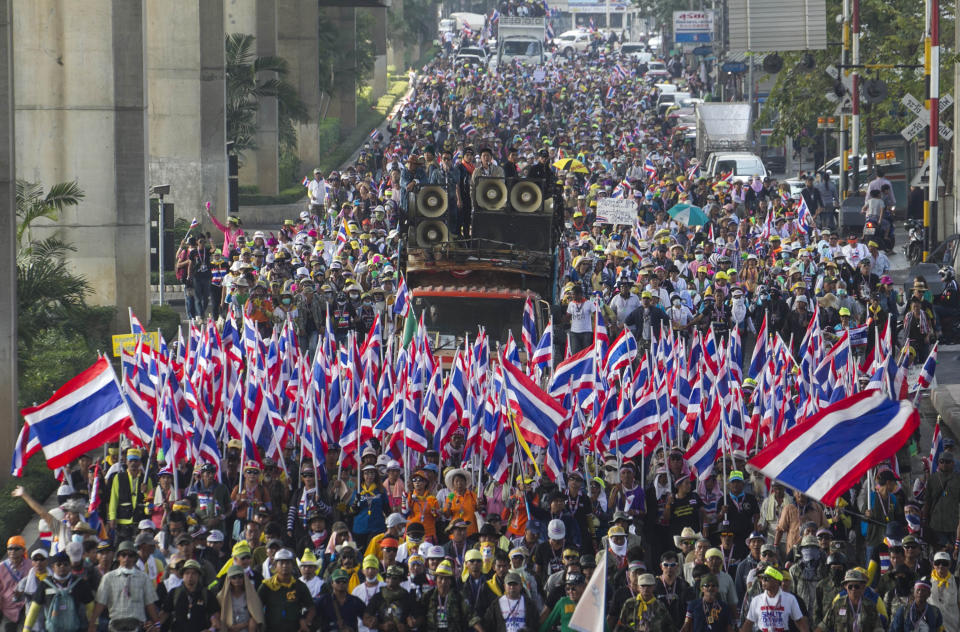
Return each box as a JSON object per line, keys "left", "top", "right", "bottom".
{"left": 510, "top": 416, "right": 541, "bottom": 478}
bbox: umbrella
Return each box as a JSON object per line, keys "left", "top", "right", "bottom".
{"left": 667, "top": 203, "right": 709, "bottom": 227}
{"left": 553, "top": 158, "right": 589, "bottom": 174}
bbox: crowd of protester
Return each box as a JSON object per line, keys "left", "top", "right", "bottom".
{"left": 4, "top": 18, "right": 960, "bottom": 632}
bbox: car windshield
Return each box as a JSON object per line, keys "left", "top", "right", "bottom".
{"left": 621, "top": 45, "right": 643, "bottom": 52}
{"left": 503, "top": 40, "right": 541, "bottom": 56}
{"left": 414, "top": 295, "right": 525, "bottom": 347}
{"left": 716, "top": 158, "right": 763, "bottom": 176}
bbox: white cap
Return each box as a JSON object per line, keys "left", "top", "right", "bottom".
{"left": 138, "top": 519, "right": 156, "bottom": 531}
{"left": 387, "top": 460, "right": 401, "bottom": 470}
{"left": 934, "top": 551, "right": 952, "bottom": 562}
{"left": 65, "top": 541, "right": 83, "bottom": 565}
{"left": 206, "top": 530, "right": 225, "bottom": 543}
{"left": 547, "top": 519, "right": 566, "bottom": 540}
{"left": 428, "top": 545, "right": 446, "bottom": 559}
{"left": 274, "top": 549, "right": 295, "bottom": 561}
{"left": 386, "top": 513, "right": 406, "bottom": 529}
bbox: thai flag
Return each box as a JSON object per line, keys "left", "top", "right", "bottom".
{"left": 522, "top": 298, "right": 537, "bottom": 359}
{"left": 543, "top": 438, "right": 565, "bottom": 484}
{"left": 10, "top": 423, "right": 41, "bottom": 477}
{"left": 588, "top": 17, "right": 595, "bottom": 31}
{"left": 189, "top": 217, "right": 199, "bottom": 230}
{"left": 531, "top": 319, "right": 553, "bottom": 370}
{"left": 686, "top": 163, "right": 701, "bottom": 180}
{"left": 490, "top": 8, "right": 500, "bottom": 22}
{"left": 460, "top": 121, "right": 478, "bottom": 136}
{"left": 301, "top": 176, "right": 310, "bottom": 187}
{"left": 548, "top": 346, "right": 595, "bottom": 397}
{"left": 482, "top": 388, "right": 510, "bottom": 483}
{"left": 129, "top": 307, "right": 147, "bottom": 335}
{"left": 21, "top": 357, "right": 132, "bottom": 470}
{"left": 545, "top": 22, "right": 555, "bottom": 41}
{"left": 122, "top": 385, "right": 155, "bottom": 447}
{"left": 606, "top": 86, "right": 616, "bottom": 100}
{"left": 500, "top": 353, "right": 567, "bottom": 448}
{"left": 643, "top": 158, "right": 657, "bottom": 178}
{"left": 614, "top": 63, "right": 629, "bottom": 79}
{"left": 594, "top": 309, "right": 609, "bottom": 360}
{"left": 748, "top": 313, "right": 768, "bottom": 381}
{"left": 930, "top": 420, "right": 944, "bottom": 472}
{"left": 917, "top": 342, "right": 938, "bottom": 389}
{"left": 336, "top": 220, "right": 350, "bottom": 244}
{"left": 685, "top": 403, "right": 722, "bottom": 479}
{"left": 796, "top": 195, "right": 814, "bottom": 234}
{"left": 605, "top": 328, "right": 637, "bottom": 375}
{"left": 369, "top": 128, "right": 381, "bottom": 142}
{"left": 392, "top": 275, "right": 411, "bottom": 317}
{"left": 718, "top": 171, "right": 734, "bottom": 183}
{"left": 748, "top": 390, "right": 920, "bottom": 506}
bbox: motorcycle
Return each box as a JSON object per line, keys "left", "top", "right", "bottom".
{"left": 904, "top": 218, "right": 925, "bottom": 265}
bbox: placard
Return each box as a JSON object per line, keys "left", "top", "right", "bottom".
{"left": 595, "top": 198, "right": 637, "bottom": 225}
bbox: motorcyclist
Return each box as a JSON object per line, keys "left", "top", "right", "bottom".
{"left": 934, "top": 265, "right": 960, "bottom": 342}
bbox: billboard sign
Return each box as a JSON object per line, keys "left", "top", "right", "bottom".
{"left": 673, "top": 10, "right": 713, "bottom": 43}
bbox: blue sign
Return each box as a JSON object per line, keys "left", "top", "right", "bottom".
{"left": 676, "top": 32, "right": 712, "bottom": 43}
{"left": 722, "top": 61, "right": 747, "bottom": 73}
{"left": 693, "top": 45, "right": 713, "bottom": 55}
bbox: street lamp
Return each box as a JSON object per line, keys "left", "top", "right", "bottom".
{"left": 150, "top": 184, "right": 171, "bottom": 305}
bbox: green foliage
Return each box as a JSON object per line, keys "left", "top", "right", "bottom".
{"left": 760, "top": 0, "right": 954, "bottom": 154}
{"left": 18, "top": 329, "right": 101, "bottom": 409}
{"left": 318, "top": 8, "right": 377, "bottom": 97}
{"left": 0, "top": 457, "right": 60, "bottom": 551}
{"left": 318, "top": 118, "right": 342, "bottom": 156}
{"left": 148, "top": 304, "right": 183, "bottom": 343}
{"left": 238, "top": 186, "right": 307, "bottom": 206}
{"left": 279, "top": 147, "right": 302, "bottom": 189}
{"left": 225, "top": 33, "right": 309, "bottom": 157}
{"left": 15, "top": 180, "right": 85, "bottom": 251}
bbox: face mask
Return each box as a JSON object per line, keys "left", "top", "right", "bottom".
{"left": 610, "top": 541, "right": 627, "bottom": 556}
{"left": 120, "top": 567, "right": 137, "bottom": 576}
{"left": 375, "top": 301, "right": 386, "bottom": 310}
{"left": 838, "top": 290, "right": 847, "bottom": 297}
{"left": 695, "top": 254, "right": 703, "bottom": 260}
{"left": 832, "top": 568, "right": 845, "bottom": 584}
{"left": 54, "top": 572, "right": 71, "bottom": 581}
{"left": 349, "top": 293, "right": 360, "bottom": 300}
{"left": 282, "top": 298, "right": 292, "bottom": 305}
{"left": 801, "top": 548, "right": 818, "bottom": 563}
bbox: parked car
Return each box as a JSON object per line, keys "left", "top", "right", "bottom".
{"left": 552, "top": 30, "right": 591, "bottom": 57}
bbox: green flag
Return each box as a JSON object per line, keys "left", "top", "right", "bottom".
{"left": 401, "top": 308, "right": 417, "bottom": 348}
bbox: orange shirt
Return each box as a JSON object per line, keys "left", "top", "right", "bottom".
{"left": 445, "top": 490, "right": 479, "bottom": 537}
{"left": 407, "top": 494, "right": 441, "bottom": 541}
{"left": 507, "top": 491, "right": 529, "bottom": 537}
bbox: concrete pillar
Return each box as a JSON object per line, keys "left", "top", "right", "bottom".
{"left": 326, "top": 6, "right": 357, "bottom": 131}
{"left": 370, "top": 6, "right": 388, "bottom": 99}
{"left": 387, "top": 0, "right": 404, "bottom": 71}
{"left": 0, "top": 0, "right": 17, "bottom": 480}
{"left": 278, "top": 0, "right": 320, "bottom": 170}
{"left": 226, "top": 0, "right": 279, "bottom": 194}
{"left": 147, "top": 0, "right": 228, "bottom": 221}
{"left": 14, "top": 0, "right": 150, "bottom": 329}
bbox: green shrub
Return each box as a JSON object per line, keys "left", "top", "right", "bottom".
{"left": 279, "top": 148, "right": 302, "bottom": 189}
{"left": 18, "top": 329, "right": 100, "bottom": 409}
{"left": 148, "top": 304, "right": 183, "bottom": 342}
{"left": 238, "top": 186, "right": 306, "bottom": 205}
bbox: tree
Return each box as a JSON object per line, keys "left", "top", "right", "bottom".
{"left": 225, "top": 33, "right": 309, "bottom": 156}
{"left": 15, "top": 179, "right": 113, "bottom": 407}
{"left": 15, "top": 179, "right": 84, "bottom": 251}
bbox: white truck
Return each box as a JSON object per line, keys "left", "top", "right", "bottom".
{"left": 496, "top": 17, "right": 546, "bottom": 67}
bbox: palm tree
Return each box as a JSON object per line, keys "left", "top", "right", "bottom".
{"left": 15, "top": 179, "right": 84, "bottom": 252}
{"left": 225, "top": 32, "right": 309, "bottom": 156}
{"left": 15, "top": 179, "right": 94, "bottom": 347}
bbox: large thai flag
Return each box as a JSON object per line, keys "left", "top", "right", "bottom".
{"left": 393, "top": 275, "right": 411, "bottom": 318}
{"left": 522, "top": 298, "right": 537, "bottom": 359}
{"left": 501, "top": 354, "right": 567, "bottom": 448}
{"left": 748, "top": 390, "right": 920, "bottom": 506}
{"left": 21, "top": 357, "right": 132, "bottom": 469}
{"left": 11, "top": 423, "right": 41, "bottom": 477}
{"left": 531, "top": 319, "right": 553, "bottom": 370}
{"left": 548, "top": 346, "right": 595, "bottom": 396}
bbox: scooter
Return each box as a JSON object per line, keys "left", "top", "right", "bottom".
{"left": 904, "top": 219, "right": 925, "bottom": 265}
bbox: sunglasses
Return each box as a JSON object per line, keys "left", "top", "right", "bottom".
{"left": 934, "top": 560, "right": 951, "bottom": 566}
{"left": 903, "top": 544, "right": 919, "bottom": 549}
{"left": 702, "top": 583, "right": 717, "bottom": 588}
{"left": 846, "top": 583, "right": 865, "bottom": 590}
{"left": 301, "top": 472, "right": 315, "bottom": 478}
{"left": 238, "top": 555, "right": 252, "bottom": 561}
{"left": 662, "top": 562, "right": 678, "bottom": 567}
{"left": 333, "top": 579, "right": 348, "bottom": 584}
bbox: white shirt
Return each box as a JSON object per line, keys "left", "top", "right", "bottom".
{"left": 567, "top": 299, "right": 596, "bottom": 334}
{"left": 307, "top": 178, "right": 326, "bottom": 206}
{"left": 499, "top": 595, "right": 526, "bottom": 632}
{"left": 746, "top": 590, "right": 804, "bottom": 632}
{"left": 610, "top": 294, "right": 641, "bottom": 325}
{"left": 300, "top": 575, "right": 324, "bottom": 599}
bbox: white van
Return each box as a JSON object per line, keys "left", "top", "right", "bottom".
{"left": 706, "top": 152, "right": 768, "bottom": 182}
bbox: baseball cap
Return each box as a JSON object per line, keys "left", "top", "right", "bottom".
{"left": 547, "top": 519, "right": 566, "bottom": 540}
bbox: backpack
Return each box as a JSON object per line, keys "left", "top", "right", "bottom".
{"left": 42, "top": 577, "right": 85, "bottom": 632}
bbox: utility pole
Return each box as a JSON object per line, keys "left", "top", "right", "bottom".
{"left": 839, "top": 0, "right": 850, "bottom": 208}
{"left": 851, "top": 0, "right": 860, "bottom": 194}
{"left": 925, "top": 0, "right": 939, "bottom": 258}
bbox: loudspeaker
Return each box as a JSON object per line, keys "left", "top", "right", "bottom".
{"left": 472, "top": 213, "right": 553, "bottom": 252}
{"left": 415, "top": 186, "right": 448, "bottom": 218}
{"left": 475, "top": 177, "right": 508, "bottom": 211}
{"left": 762, "top": 54, "right": 783, "bottom": 74}
{"left": 509, "top": 180, "right": 544, "bottom": 213}
{"left": 797, "top": 53, "right": 816, "bottom": 72}
{"left": 414, "top": 220, "right": 450, "bottom": 247}
{"left": 861, "top": 79, "right": 888, "bottom": 104}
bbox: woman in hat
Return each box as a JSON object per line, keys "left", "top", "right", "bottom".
{"left": 442, "top": 469, "right": 479, "bottom": 540}
{"left": 231, "top": 461, "right": 272, "bottom": 529}
{"left": 407, "top": 470, "right": 441, "bottom": 543}
{"left": 217, "top": 564, "right": 264, "bottom": 632}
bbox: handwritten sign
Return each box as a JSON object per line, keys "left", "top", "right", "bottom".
{"left": 595, "top": 198, "right": 637, "bottom": 225}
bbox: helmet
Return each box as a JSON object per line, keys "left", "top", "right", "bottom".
{"left": 826, "top": 552, "right": 847, "bottom": 567}
{"left": 939, "top": 265, "right": 955, "bottom": 280}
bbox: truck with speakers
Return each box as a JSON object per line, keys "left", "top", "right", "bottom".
{"left": 401, "top": 176, "right": 560, "bottom": 359}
